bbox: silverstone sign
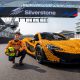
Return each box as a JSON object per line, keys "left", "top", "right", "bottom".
{"left": 0, "top": 7, "right": 78, "bottom": 17}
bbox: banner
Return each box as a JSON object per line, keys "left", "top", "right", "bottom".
{"left": 0, "top": 7, "right": 78, "bottom": 17}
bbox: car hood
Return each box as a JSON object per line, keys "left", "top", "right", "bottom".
{"left": 41, "top": 39, "right": 80, "bottom": 54}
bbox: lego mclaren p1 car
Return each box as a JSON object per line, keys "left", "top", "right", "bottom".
{"left": 23, "top": 32, "right": 80, "bottom": 64}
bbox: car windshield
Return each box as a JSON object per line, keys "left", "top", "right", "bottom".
{"left": 40, "top": 33, "right": 67, "bottom": 40}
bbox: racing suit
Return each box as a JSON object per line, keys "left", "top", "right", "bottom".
{"left": 5, "top": 39, "right": 27, "bottom": 63}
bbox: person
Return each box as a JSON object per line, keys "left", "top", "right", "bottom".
{"left": 5, "top": 32, "right": 27, "bottom": 65}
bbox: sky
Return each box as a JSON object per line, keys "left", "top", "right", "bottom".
{"left": 15, "top": 13, "right": 80, "bottom": 35}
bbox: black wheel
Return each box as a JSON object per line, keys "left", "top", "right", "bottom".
{"left": 35, "top": 45, "right": 46, "bottom": 64}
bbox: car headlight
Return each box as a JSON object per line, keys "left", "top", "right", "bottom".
{"left": 46, "top": 44, "right": 62, "bottom": 50}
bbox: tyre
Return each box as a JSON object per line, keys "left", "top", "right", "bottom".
{"left": 35, "top": 45, "right": 46, "bottom": 64}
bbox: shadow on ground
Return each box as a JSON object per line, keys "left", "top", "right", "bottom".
{"left": 27, "top": 54, "right": 80, "bottom": 73}
{"left": 43, "top": 62, "right": 80, "bottom": 73}
{"left": 12, "top": 63, "right": 46, "bottom": 73}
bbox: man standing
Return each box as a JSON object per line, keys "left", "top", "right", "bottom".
{"left": 5, "top": 32, "right": 27, "bottom": 65}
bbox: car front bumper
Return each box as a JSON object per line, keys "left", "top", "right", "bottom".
{"left": 51, "top": 50, "right": 80, "bottom": 64}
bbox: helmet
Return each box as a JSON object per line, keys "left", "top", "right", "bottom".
{"left": 8, "top": 47, "right": 14, "bottom": 52}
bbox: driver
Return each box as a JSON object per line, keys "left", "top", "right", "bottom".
{"left": 5, "top": 32, "right": 27, "bottom": 65}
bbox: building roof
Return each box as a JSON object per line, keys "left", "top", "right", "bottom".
{"left": 60, "top": 30, "right": 74, "bottom": 34}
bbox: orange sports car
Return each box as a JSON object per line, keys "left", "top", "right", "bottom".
{"left": 23, "top": 32, "right": 80, "bottom": 64}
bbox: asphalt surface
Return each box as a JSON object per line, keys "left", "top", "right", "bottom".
{"left": 0, "top": 44, "right": 80, "bottom": 80}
